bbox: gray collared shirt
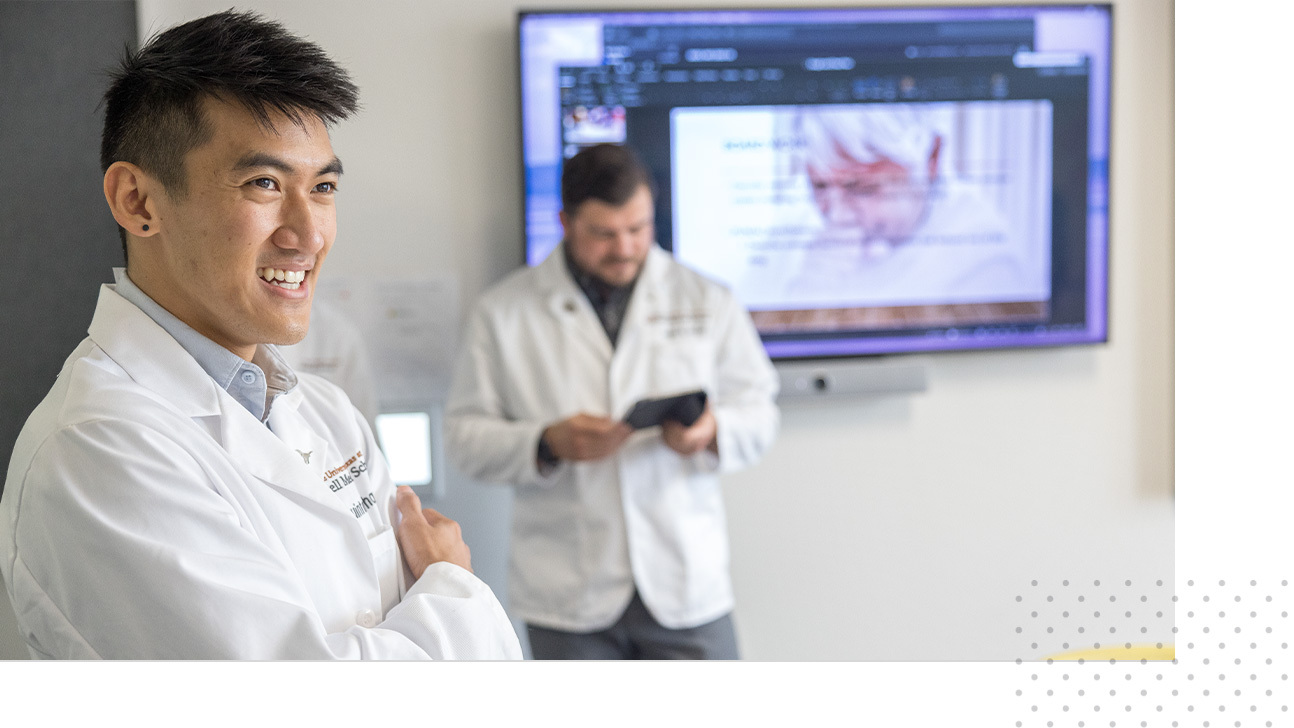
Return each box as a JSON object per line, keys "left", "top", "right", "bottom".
{"left": 111, "top": 268, "right": 297, "bottom": 423}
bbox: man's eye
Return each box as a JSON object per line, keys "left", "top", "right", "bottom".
{"left": 250, "top": 178, "right": 277, "bottom": 191}
{"left": 315, "top": 181, "right": 337, "bottom": 193}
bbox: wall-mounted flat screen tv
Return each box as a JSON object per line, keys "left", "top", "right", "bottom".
{"left": 518, "top": 5, "right": 1111, "bottom": 359}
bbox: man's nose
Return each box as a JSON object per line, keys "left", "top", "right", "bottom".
{"left": 612, "top": 231, "right": 636, "bottom": 256}
{"left": 273, "top": 191, "right": 328, "bottom": 255}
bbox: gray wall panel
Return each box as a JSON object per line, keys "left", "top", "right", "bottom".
{"left": 1, "top": 1, "right": 136, "bottom": 492}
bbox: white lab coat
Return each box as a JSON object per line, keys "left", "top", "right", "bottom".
{"left": 446, "top": 245, "right": 779, "bottom": 632}
{"left": 0, "top": 285, "right": 521, "bottom": 660}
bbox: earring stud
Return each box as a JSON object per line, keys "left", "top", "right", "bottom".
{"left": 142, "top": 224, "right": 149, "bottom": 232}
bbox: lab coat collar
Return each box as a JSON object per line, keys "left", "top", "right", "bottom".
{"left": 537, "top": 243, "right": 615, "bottom": 360}
{"left": 534, "top": 241, "right": 578, "bottom": 296}
{"left": 533, "top": 244, "right": 667, "bottom": 364}
{"left": 90, "top": 284, "right": 345, "bottom": 517}
{"left": 88, "top": 284, "right": 223, "bottom": 419}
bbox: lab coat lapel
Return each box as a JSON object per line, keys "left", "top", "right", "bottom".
{"left": 266, "top": 389, "right": 333, "bottom": 481}
{"left": 538, "top": 244, "right": 614, "bottom": 363}
{"left": 218, "top": 386, "right": 346, "bottom": 518}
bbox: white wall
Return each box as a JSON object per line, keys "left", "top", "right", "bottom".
{"left": 0, "top": 0, "right": 1173, "bottom": 660}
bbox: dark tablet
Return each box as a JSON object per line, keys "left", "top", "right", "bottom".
{"left": 623, "top": 390, "right": 708, "bottom": 430}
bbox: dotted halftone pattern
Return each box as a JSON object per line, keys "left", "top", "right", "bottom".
{"left": 1014, "top": 580, "right": 1291, "bottom": 726}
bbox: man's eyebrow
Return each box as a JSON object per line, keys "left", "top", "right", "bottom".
{"left": 233, "top": 152, "right": 344, "bottom": 177}
{"left": 319, "top": 157, "right": 343, "bottom": 176}
{"left": 233, "top": 152, "right": 294, "bottom": 174}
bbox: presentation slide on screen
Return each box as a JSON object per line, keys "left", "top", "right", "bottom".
{"left": 671, "top": 101, "right": 1055, "bottom": 316}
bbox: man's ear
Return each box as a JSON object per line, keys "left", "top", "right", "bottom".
{"left": 558, "top": 209, "right": 570, "bottom": 240}
{"left": 103, "top": 161, "right": 160, "bottom": 238}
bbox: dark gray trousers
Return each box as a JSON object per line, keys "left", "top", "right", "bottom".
{"left": 526, "top": 591, "right": 739, "bottom": 660}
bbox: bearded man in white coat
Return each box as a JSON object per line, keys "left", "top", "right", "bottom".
{"left": 446, "top": 144, "right": 780, "bottom": 659}
{"left": 0, "top": 10, "right": 520, "bottom": 660}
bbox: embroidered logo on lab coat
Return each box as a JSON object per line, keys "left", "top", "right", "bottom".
{"left": 322, "top": 450, "right": 376, "bottom": 519}
{"left": 648, "top": 310, "right": 709, "bottom": 337}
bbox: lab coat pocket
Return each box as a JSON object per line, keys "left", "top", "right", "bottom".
{"left": 367, "top": 526, "right": 401, "bottom": 615}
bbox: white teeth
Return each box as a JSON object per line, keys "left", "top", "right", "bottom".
{"left": 259, "top": 267, "right": 306, "bottom": 288}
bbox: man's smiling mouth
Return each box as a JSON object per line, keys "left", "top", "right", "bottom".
{"left": 259, "top": 267, "right": 305, "bottom": 290}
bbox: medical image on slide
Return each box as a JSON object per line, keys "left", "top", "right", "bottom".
{"left": 671, "top": 101, "right": 1055, "bottom": 334}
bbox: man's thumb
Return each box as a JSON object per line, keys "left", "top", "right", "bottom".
{"left": 395, "top": 485, "right": 422, "bottom": 521}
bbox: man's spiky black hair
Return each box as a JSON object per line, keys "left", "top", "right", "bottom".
{"left": 100, "top": 9, "right": 360, "bottom": 254}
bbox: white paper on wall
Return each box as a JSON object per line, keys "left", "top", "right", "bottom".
{"left": 312, "top": 275, "right": 461, "bottom": 405}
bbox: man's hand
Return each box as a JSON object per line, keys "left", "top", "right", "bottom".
{"left": 662, "top": 405, "right": 718, "bottom": 456}
{"left": 395, "top": 486, "right": 472, "bottom": 579}
{"left": 542, "top": 414, "right": 633, "bottom": 462}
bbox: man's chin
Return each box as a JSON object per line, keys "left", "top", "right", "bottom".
{"left": 267, "top": 321, "right": 310, "bottom": 347}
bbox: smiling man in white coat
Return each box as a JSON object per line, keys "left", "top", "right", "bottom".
{"left": 446, "top": 144, "right": 780, "bottom": 659}
{"left": 0, "top": 10, "right": 520, "bottom": 660}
